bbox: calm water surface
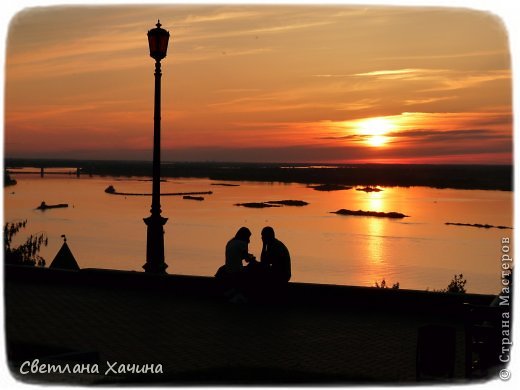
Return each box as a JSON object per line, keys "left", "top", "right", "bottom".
{"left": 4, "top": 173, "right": 513, "bottom": 294}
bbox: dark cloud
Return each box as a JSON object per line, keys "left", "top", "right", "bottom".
{"left": 318, "top": 128, "right": 511, "bottom": 143}
{"left": 160, "top": 141, "right": 511, "bottom": 162}
{"left": 8, "top": 141, "right": 511, "bottom": 163}
{"left": 319, "top": 134, "right": 367, "bottom": 140}
{"left": 388, "top": 128, "right": 511, "bottom": 142}
{"left": 474, "top": 116, "right": 513, "bottom": 127}
{"left": 6, "top": 127, "right": 511, "bottom": 163}
{"left": 163, "top": 145, "right": 372, "bottom": 162}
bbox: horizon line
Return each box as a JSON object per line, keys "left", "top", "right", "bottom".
{"left": 3, "top": 157, "right": 513, "bottom": 167}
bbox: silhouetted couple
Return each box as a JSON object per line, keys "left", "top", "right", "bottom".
{"left": 216, "top": 226, "right": 291, "bottom": 302}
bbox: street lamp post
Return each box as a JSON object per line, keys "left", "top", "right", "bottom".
{"left": 143, "top": 20, "right": 170, "bottom": 274}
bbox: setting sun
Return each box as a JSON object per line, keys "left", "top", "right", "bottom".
{"left": 357, "top": 117, "right": 396, "bottom": 147}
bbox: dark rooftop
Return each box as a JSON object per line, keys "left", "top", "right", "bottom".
{"left": 49, "top": 241, "right": 80, "bottom": 271}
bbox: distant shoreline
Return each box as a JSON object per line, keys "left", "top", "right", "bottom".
{"left": 4, "top": 159, "right": 513, "bottom": 191}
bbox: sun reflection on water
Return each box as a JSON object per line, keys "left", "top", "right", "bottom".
{"left": 361, "top": 189, "right": 388, "bottom": 285}
{"left": 366, "top": 218, "right": 384, "bottom": 265}
{"left": 365, "top": 191, "right": 384, "bottom": 211}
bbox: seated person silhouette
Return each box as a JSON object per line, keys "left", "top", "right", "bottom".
{"left": 224, "top": 226, "right": 256, "bottom": 274}
{"left": 260, "top": 226, "right": 291, "bottom": 284}
{"left": 216, "top": 227, "right": 258, "bottom": 302}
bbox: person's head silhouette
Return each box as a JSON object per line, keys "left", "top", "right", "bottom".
{"left": 261, "top": 226, "right": 275, "bottom": 243}
{"left": 235, "top": 227, "right": 252, "bottom": 243}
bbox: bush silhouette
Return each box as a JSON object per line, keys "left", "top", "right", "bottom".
{"left": 374, "top": 279, "right": 400, "bottom": 289}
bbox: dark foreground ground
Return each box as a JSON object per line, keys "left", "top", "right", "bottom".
{"left": 5, "top": 159, "right": 513, "bottom": 191}
{"left": 4, "top": 265, "right": 507, "bottom": 385}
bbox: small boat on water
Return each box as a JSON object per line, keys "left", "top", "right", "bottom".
{"left": 183, "top": 195, "right": 204, "bottom": 201}
{"left": 105, "top": 185, "right": 116, "bottom": 194}
{"left": 37, "top": 201, "right": 69, "bottom": 210}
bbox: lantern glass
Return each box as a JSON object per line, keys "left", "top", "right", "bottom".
{"left": 148, "top": 21, "right": 170, "bottom": 61}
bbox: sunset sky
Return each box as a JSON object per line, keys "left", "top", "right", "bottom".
{"left": 4, "top": 4, "right": 513, "bottom": 163}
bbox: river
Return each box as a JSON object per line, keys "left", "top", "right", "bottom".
{"left": 4, "top": 172, "right": 512, "bottom": 294}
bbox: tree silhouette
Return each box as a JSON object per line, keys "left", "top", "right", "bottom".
{"left": 4, "top": 220, "right": 47, "bottom": 267}
{"left": 444, "top": 274, "right": 467, "bottom": 293}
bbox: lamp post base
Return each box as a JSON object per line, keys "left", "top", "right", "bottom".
{"left": 143, "top": 214, "right": 168, "bottom": 274}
